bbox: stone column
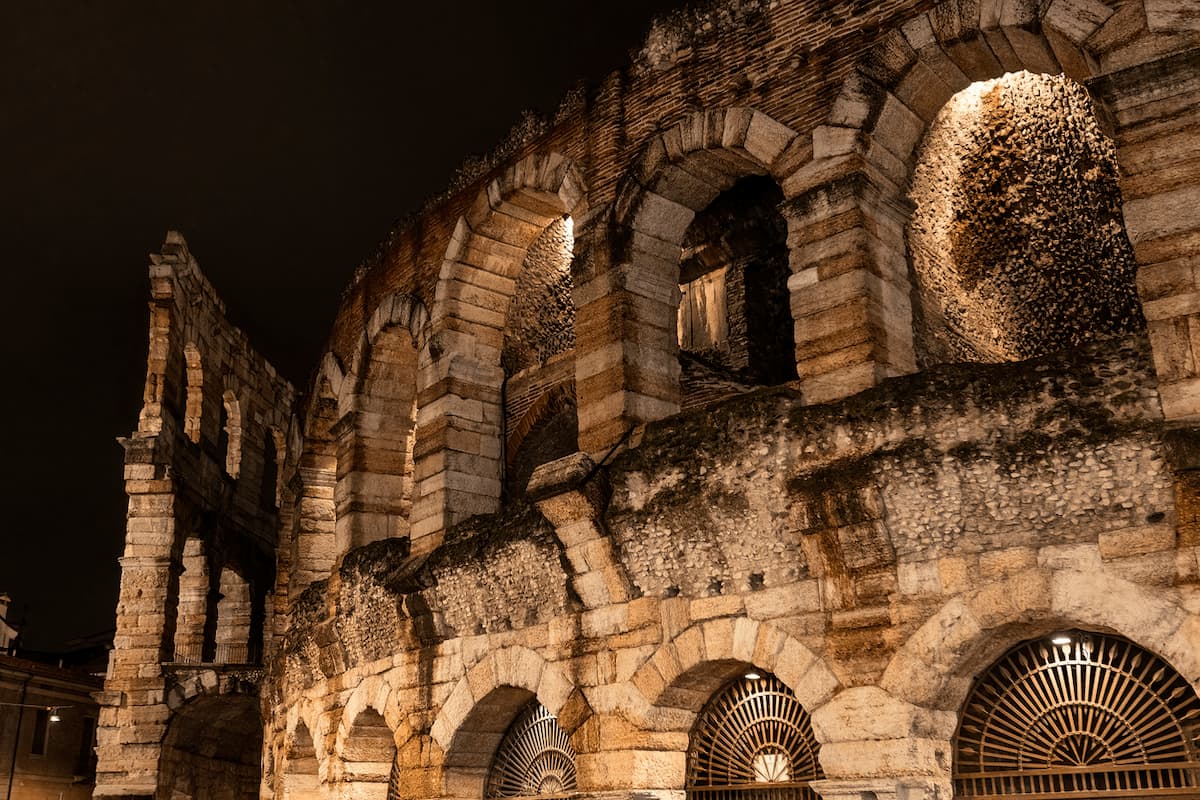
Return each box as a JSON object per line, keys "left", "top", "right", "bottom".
{"left": 291, "top": 439, "right": 337, "bottom": 597}
{"left": 94, "top": 437, "right": 176, "bottom": 797}
{"left": 574, "top": 209, "right": 682, "bottom": 456}
{"left": 409, "top": 335, "right": 504, "bottom": 553}
{"left": 1092, "top": 47, "right": 1200, "bottom": 421}
{"left": 782, "top": 158, "right": 916, "bottom": 405}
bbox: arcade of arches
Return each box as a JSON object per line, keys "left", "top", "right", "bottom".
{"left": 94, "top": 1, "right": 1200, "bottom": 800}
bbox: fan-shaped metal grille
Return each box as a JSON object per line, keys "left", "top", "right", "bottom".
{"left": 687, "top": 673, "right": 822, "bottom": 800}
{"left": 486, "top": 702, "right": 576, "bottom": 798}
{"left": 954, "top": 631, "right": 1200, "bottom": 798}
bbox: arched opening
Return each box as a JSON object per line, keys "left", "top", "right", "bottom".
{"left": 953, "top": 630, "right": 1200, "bottom": 798}
{"left": 342, "top": 709, "right": 396, "bottom": 800}
{"left": 221, "top": 390, "right": 243, "bottom": 478}
{"left": 337, "top": 324, "right": 420, "bottom": 553}
{"left": 413, "top": 153, "right": 585, "bottom": 546}
{"left": 283, "top": 722, "right": 321, "bottom": 800}
{"left": 172, "top": 537, "right": 208, "bottom": 663}
{"left": 183, "top": 343, "right": 203, "bottom": 444}
{"left": 908, "top": 71, "right": 1144, "bottom": 366}
{"left": 687, "top": 672, "right": 822, "bottom": 800}
{"left": 156, "top": 695, "right": 261, "bottom": 800}
{"left": 486, "top": 700, "right": 576, "bottom": 799}
{"left": 503, "top": 216, "right": 577, "bottom": 498}
{"left": 677, "top": 175, "right": 796, "bottom": 407}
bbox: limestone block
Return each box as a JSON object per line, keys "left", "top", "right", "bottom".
{"left": 1037, "top": 542, "right": 1102, "bottom": 571}
{"left": 1044, "top": 0, "right": 1115, "bottom": 43}
{"left": 977, "top": 547, "right": 1037, "bottom": 578}
{"left": 965, "top": 569, "right": 1051, "bottom": 628}
{"left": 582, "top": 605, "right": 629, "bottom": 638}
{"left": 810, "top": 686, "right": 921, "bottom": 742}
{"left": 811, "top": 776, "right": 952, "bottom": 800}
{"left": 816, "top": 737, "right": 947, "bottom": 779}
{"left": 743, "top": 581, "right": 821, "bottom": 620}
{"left": 1050, "top": 570, "right": 1186, "bottom": 653}
{"left": 576, "top": 750, "right": 686, "bottom": 791}
{"left": 897, "top": 560, "right": 940, "bottom": 596}
{"left": 1144, "top": 0, "right": 1200, "bottom": 31}
{"left": 689, "top": 594, "right": 743, "bottom": 621}
{"left": 1098, "top": 523, "right": 1176, "bottom": 559}
{"left": 700, "top": 618, "right": 735, "bottom": 662}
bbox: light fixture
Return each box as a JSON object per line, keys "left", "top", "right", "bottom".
{"left": 1051, "top": 634, "right": 1072, "bottom": 646}
{"left": 744, "top": 671, "right": 762, "bottom": 680}
{"left": 48, "top": 707, "right": 61, "bottom": 723}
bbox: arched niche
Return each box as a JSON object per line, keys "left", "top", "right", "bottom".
{"left": 677, "top": 174, "right": 796, "bottom": 408}
{"left": 907, "top": 70, "right": 1143, "bottom": 366}
{"left": 501, "top": 216, "right": 578, "bottom": 500}
{"left": 578, "top": 109, "right": 804, "bottom": 452}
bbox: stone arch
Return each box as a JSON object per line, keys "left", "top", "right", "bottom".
{"left": 338, "top": 708, "right": 396, "bottom": 800}
{"left": 578, "top": 107, "right": 805, "bottom": 453}
{"left": 157, "top": 694, "right": 262, "bottom": 800}
{"left": 183, "top": 342, "right": 203, "bottom": 443}
{"left": 289, "top": 357, "right": 344, "bottom": 600}
{"left": 333, "top": 674, "right": 409, "bottom": 759}
{"left": 335, "top": 294, "right": 431, "bottom": 556}
{"left": 604, "top": 619, "right": 839, "bottom": 794}
{"left": 429, "top": 647, "right": 588, "bottom": 799}
{"left": 810, "top": 0, "right": 1198, "bottom": 408}
{"left": 282, "top": 719, "right": 324, "bottom": 800}
{"left": 881, "top": 567, "right": 1200, "bottom": 716}
{"left": 412, "top": 152, "right": 587, "bottom": 551}
{"left": 629, "top": 618, "right": 841, "bottom": 732}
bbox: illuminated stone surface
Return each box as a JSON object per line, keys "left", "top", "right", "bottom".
{"left": 94, "top": 1, "right": 1200, "bottom": 799}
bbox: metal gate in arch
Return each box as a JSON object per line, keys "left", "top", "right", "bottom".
{"left": 954, "top": 630, "right": 1200, "bottom": 798}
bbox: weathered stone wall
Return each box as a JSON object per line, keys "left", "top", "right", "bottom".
{"left": 96, "top": 233, "right": 295, "bottom": 798}
{"left": 264, "top": 334, "right": 1200, "bottom": 800}
{"left": 283, "top": 0, "right": 1200, "bottom": 573}
{"left": 97, "top": 0, "right": 1200, "bottom": 798}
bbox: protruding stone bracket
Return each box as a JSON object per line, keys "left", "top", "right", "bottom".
{"left": 529, "top": 451, "right": 633, "bottom": 608}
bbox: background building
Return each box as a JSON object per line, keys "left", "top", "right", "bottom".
{"left": 0, "top": 654, "right": 101, "bottom": 800}
{"left": 94, "top": 1, "right": 1200, "bottom": 799}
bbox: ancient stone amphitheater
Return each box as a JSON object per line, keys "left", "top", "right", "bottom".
{"left": 93, "top": 1, "right": 1200, "bottom": 799}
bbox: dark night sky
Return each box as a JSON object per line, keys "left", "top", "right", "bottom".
{"left": 0, "top": 1, "right": 686, "bottom": 651}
